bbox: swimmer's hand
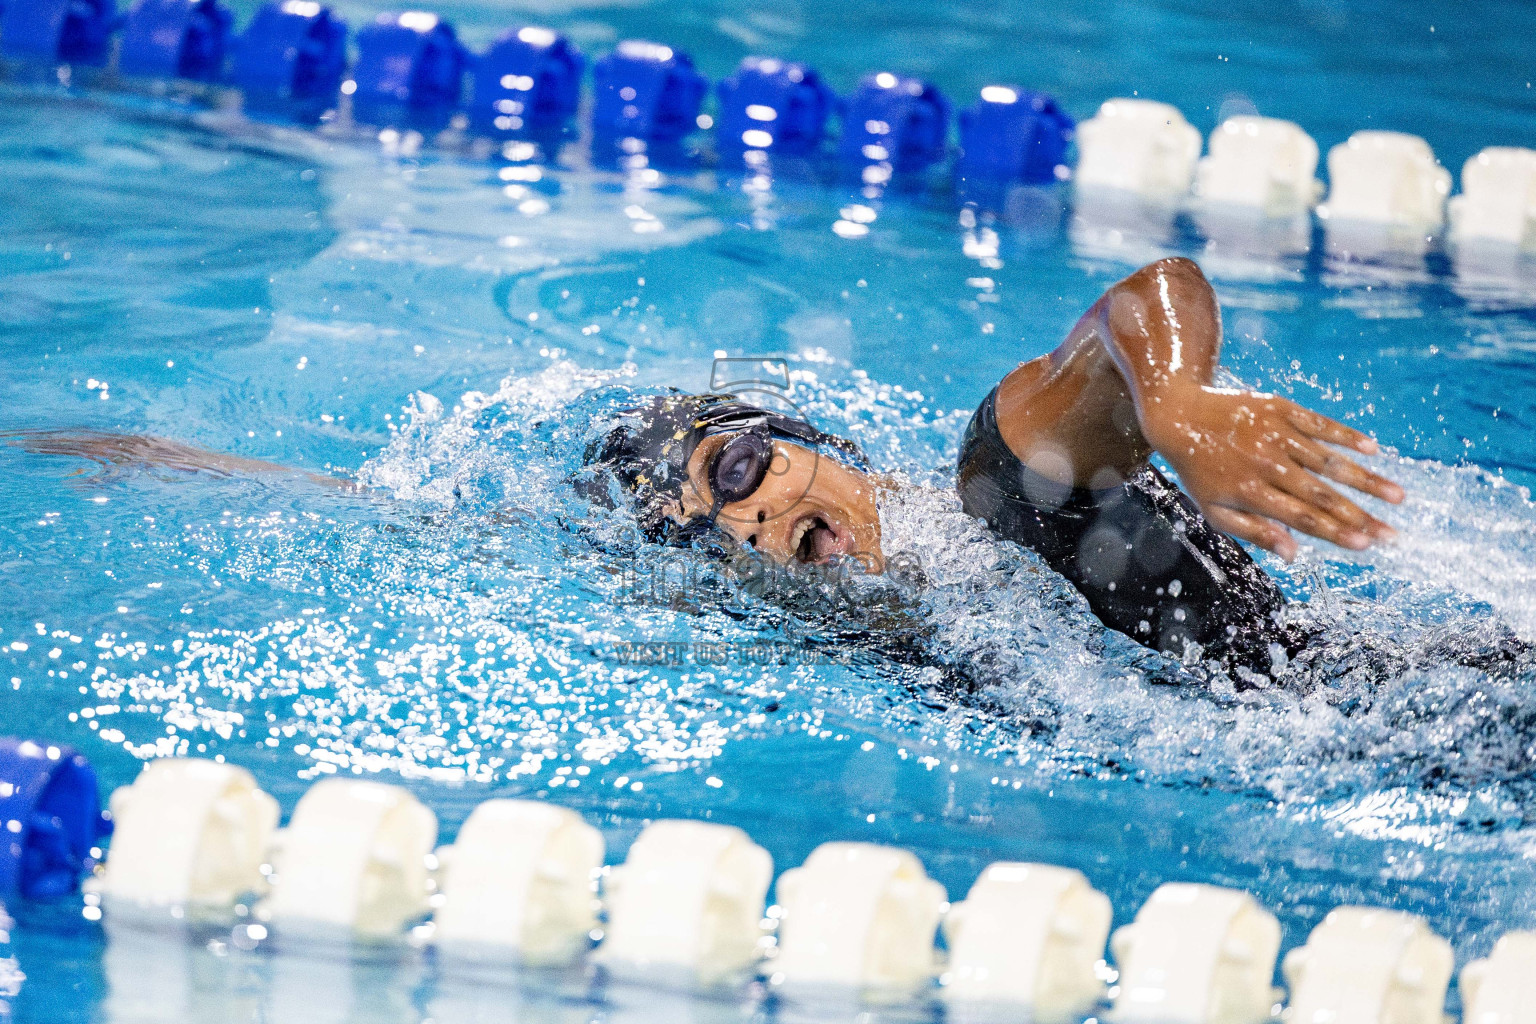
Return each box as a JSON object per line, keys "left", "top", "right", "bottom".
{"left": 1140, "top": 385, "right": 1404, "bottom": 561}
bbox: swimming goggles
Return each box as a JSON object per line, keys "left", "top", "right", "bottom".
{"left": 701, "top": 427, "right": 777, "bottom": 524}
{"left": 661, "top": 427, "right": 788, "bottom": 548}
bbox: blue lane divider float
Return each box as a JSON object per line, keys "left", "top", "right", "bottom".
{"left": 468, "top": 25, "right": 582, "bottom": 135}
{"left": 837, "top": 72, "right": 950, "bottom": 174}
{"left": 350, "top": 10, "right": 463, "bottom": 114}
{"left": 0, "top": 738, "right": 109, "bottom": 902}
{"left": 0, "top": 0, "right": 1088, "bottom": 211}
{"left": 715, "top": 56, "right": 836, "bottom": 158}
{"left": 957, "top": 85, "right": 1074, "bottom": 184}
{"left": 118, "top": 0, "right": 233, "bottom": 81}
{"left": 231, "top": 0, "right": 346, "bottom": 103}
{"left": 0, "top": 0, "right": 115, "bottom": 65}
{"left": 591, "top": 39, "right": 706, "bottom": 142}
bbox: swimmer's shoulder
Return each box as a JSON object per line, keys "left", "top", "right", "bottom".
{"left": 988, "top": 356, "right": 1058, "bottom": 463}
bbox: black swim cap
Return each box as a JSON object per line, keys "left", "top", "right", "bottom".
{"left": 580, "top": 390, "right": 867, "bottom": 543}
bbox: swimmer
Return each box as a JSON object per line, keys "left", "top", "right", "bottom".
{"left": 583, "top": 257, "right": 1404, "bottom": 668}
{"left": 9, "top": 257, "right": 1404, "bottom": 670}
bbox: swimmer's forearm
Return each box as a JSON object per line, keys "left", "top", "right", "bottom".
{"left": 169, "top": 445, "right": 362, "bottom": 492}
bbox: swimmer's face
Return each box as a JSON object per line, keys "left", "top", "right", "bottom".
{"left": 675, "top": 433, "right": 885, "bottom": 571}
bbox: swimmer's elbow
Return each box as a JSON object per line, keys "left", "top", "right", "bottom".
{"left": 1118, "top": 256, "right": 1211, "bottom": 299}
{"left": 1105, "top": 257, "right": 1218, "bottom": 340}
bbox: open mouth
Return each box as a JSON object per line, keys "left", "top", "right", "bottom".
{"left": 790, "top": 511, "right": 851, "bottom": 564}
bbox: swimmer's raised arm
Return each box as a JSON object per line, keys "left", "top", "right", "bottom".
{"left": 992, "top": 256, "right": 1404, "bottom": 561}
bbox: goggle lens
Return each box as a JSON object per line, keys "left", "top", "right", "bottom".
{"left": 708, "top": 431, "right": 774, "bottom": 505}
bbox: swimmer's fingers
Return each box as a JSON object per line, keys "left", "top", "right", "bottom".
{"left": 1203, "top": 504, "right": 1296, "bottom": 561}
{"left": 1284, "top": 435, "right": 1405, "bottom": 506}
{"left": 1242, "top": 483, "right": 1378, "bottom": 554}
{"left": 1268, "top": 447, "right": 1396, "bottom": 541}
{"left": 1283, "top": 402, "right": 1378, "bottom": 455}
{"left": 1276, "top": 401, "right": 1405, "bottom": 504}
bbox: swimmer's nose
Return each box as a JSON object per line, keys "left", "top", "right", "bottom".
{"left": 739, "top": 496, "right": 778, "bottom": 530}
{"left": 716, "top": 495, "right": 776, "bottom": 541}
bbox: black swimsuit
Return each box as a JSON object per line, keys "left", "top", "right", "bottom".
{"left": 957, "top": 388, "right": 1304, "bottom": 669}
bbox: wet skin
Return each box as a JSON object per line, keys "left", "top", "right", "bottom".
{"left": 672, "top": 256, "right": 1404, "bottom": 567}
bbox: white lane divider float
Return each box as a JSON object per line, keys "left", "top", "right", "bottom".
{"left": 595, "top": 820, "right": 772, "bottom": 988}
{"left": 1194, "top": 116, "right": 1322, "bottom": 218}
{"left": 1283, "top": 906, "right": 1453, "bottom": 1024}
{"left": 1074, "top": 98, "right": 1203, "bottom": 201}
{"left": 432, "top": 799, "right": 603, "bottom": 967}
{"left": 1449, "top": 147, "right": 1536, "bottom": 250}
{"left": 1110, "top": 882, "right": 1281, "bottom": 1024}
{"left": 260, "top": 777, "right": 437, "bottom": 941}
{"left": 1318, "top": 130, "right": 1452, "bottom": 231}
{"left": 74, "top": 757, "right": 1518, "bottom": 1023}
{"left": 771, "top": 841, "right": 946, "bottom": 1000}
{"left": 942, "top": 862, "right": 1111, "bottom": 1022}
{"left": 0, "top": 900, "right": 15, "bottom": 1020}
{"left": 1460, "top": 930, "right": 1536, "bottom": 1024}
{"left": 91, "top": 758, "right": 278, "bottom": 916}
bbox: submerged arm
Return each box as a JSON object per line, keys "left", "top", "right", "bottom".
{"left": 995, "top": 257, "right": 1404, "bottom": 560}
{"left": 5, "top": 430, "right": 361, "bottom": 492}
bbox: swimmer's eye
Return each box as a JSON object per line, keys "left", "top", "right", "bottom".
{"left": 708, "top": 431, "right": 774, "bottom": 504}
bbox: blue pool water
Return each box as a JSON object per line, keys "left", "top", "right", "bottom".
{"left": 5, "top": 0, "right": 1536, "bottom": 1019}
